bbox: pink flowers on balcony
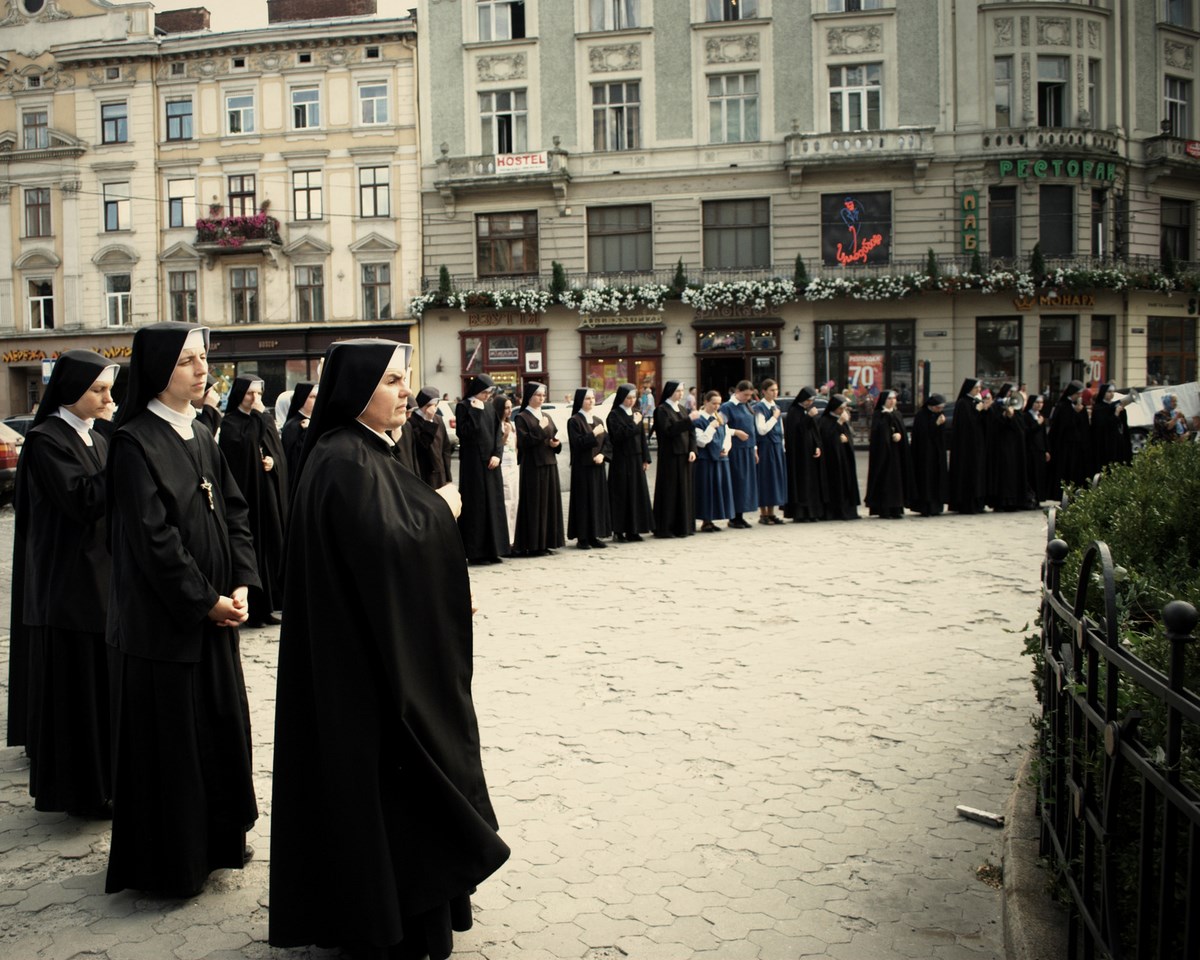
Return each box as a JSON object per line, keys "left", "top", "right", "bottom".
{"left": 195, "top": 212, "right": 281, "bottom": 248}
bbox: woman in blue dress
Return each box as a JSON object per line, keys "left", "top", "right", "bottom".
{"left": 693, "top": 390, "right": 735, "bottom": 532}
{"left": 753, "top": 379, "right": 787, "bottom": 524}
{"left": 718, "top": 380, "right": 758, "bottom": 529}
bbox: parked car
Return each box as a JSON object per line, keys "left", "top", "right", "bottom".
{"left": 0, "top": 420, "right": 24, "bottom": 505}
{"left": 4, "top": 414, "right": 35, "bottom": 437}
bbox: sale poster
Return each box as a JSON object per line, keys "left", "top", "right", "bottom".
{"left": 846, "top": 353, "right": 885, "bottom": 402}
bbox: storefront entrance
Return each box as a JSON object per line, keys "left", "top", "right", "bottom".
{"left": 692, "top": 321, "right": 782, "bottom": 397}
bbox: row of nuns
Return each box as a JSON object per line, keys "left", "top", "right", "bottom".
{"left": 7, "top": 326, "right": 508, "bottom": 960}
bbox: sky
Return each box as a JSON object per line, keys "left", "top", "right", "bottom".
{"left": 179, "top": 0, "right": 415, "bottom": 34}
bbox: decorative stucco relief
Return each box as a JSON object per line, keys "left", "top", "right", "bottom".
{"left": 589, "top": 44, "right": 641, "bottom": 73}
{"left": 1036, "top": 18, "right": 1072, "bottom": 47}
{"left": 1088, "top": 22, "right": 1100, "bottom": 50}
{"left": 187, "top": 59, "right": 230, "bottom": 80}
{"left": 476, "top": 53, "right": 526, "bottom": 82}
{"left": 1165, "top": 40, "right": 1194, "bottom": 72}
{"left": 1020, "top": 17, "right": 1029, "bottom": 47}
{"left": 705, "top": 35, "right": 759, "bottom": 64}
{"left": 993, "top": 18, "right": 1013, "bottom": 47}
{"left": 0, "top": 0, "right": 70, "bottom": 26}
{"left": 1020, "top": 53, "right": 1031, "bottom": 121}
{"left": 88, "top": 66, "right": 137, "bottom": 86}
{"left": 0, "top": 64, "right": 73, "bottom": 93}
{"left": 827, "top": 25, "right": 881, "bottom": 57}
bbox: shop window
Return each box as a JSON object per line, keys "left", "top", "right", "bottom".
{"left": 1147, "top": 317, "right": 1197, "bottom": 385}
{"left": 581, "top": 329, "right": 662, "bottom": 401}
{"left": 976, "top": 317, "right": 1022, "bottom": 385}
{"left": 461, "top": 330, "right": 548, "bottom": 398}
{"left": 810, "top": 320, "right": 916, "bottom": 412}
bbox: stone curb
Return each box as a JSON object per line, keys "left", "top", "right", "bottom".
{"left": 1003, "top": 748, "right": 1068, "bottom": 960}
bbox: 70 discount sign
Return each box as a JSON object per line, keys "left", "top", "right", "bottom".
{"left": 847, "top": 353, "right": 885, "bottom": 394}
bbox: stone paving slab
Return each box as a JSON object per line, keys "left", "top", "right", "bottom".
{"left": 0, "top": 497, "right": 1045, "bottom": 959}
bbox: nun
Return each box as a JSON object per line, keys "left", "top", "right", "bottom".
{"left": 816, "top": 395, "right": 860, "bottom": 520}
{"left": 606, "top": 382, "right": 653, "bottom": 542}
{"left": 947, "top": 378, "right": 991, "bottom": 514}
{"left": 652, "top": 380, "right": 697, "bottom": 538}
{"left": 908, "top": 394, "right": 949, "bottom": 516}
{"left": 782, "top": 387, "right": 824, "bottom": 522}
{"left": 13, "top": 351, "right": 117, "bottom": 815}
{"left": 270, "top": 339, "right": 509, "bottom": 959}
{"left": 566, "top": 387, "right": 612, "bottom": 549}
{"left": 219, "top": 376, "right": 288, "bottom": 627}
{"left": 693, "top": 390, "right": 735, "bottom": 532}
{"left": 753, "top": 379, "right": 787, "bottom": 524}
{"left": 280, "top": 380, "right": 317, "bottom": 486}
{"left": 1090, "top": 382, "right": 1133, "bottom": 474}
{"left": 195, "top": 375, "right": 223, "bottom": 437}
{"left": 718, "top": 380, "right": 759, "bottom": 529}
{"left": 456, "top": 374, "right": 510, "bottom": 564}
{"left": 393, "top": 394, "right": 419, "bottom": 475}
{"left": 512, "top": 381, "right": 565, "bottom": 556}
{"left": 1024, "top": 394, "right": 1051, "bottom": 502}
{"left": 985, "top": 384, "right": 1035, "bottom": 511}
{"left": 864, "top": 388, "right": 912, "bottom": 518}
{"left": 105, "top": 322, "right": 259, "bottom": 897}
{"left": 1049, "top": 379, "right": 1091, "bottom": 498}
{"left": 410, "top": 386, "right": 453, "bottom": 489}
{"left": 493, "top": 393, "right": 519, "bottom": 541}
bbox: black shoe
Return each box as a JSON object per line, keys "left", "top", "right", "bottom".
{"left": 627, "top": 534, "right": 644, "bottom": 542}
{"left": 588, "top": 539, "right": 608, "bottom": 549}
{"left": 730, "top": 518, "right": 752, "bottom": 529}
{"left": 577, "top": 541, "right": 592, "bottom": 550}
{"left": 699, "top": 522, "right": 717, "bottom": 532}
{"left": 243, "top": 844, "right": 255, "bottom": 866}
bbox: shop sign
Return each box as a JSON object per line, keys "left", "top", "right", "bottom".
{"left": 1087, "top": 348, "right": 1106, "bottom": 385}
{"left": 847, "top": 353, "right": 884, "bottom": 392}
{"left": 495, "top": 152, "right": 548, "bottom": 174}
{"left": 1013, "top": 292, "right": 1096, "bottom": 310}
{"left": 468, "top": 311, "right": 541, "bottom": 327}
{"left": 961, "top": 190, "right": 978, "bottom": 252}
{"left": 490, "top": 371, "right": 518, "bottom": 386}
{"left": 998, "top": 157, "right": 1117, "bottom": 182}
{"left": 4, "top": 345, "right": 132, "bottom": 364}
{"left": 693, "top": 305, "right": 772, "bottom": 320}
{"left": 821, "top": 192, "right": 891, "bottom": 266}
{"left": 1186, "top": 141, "right": 1200, "bottom": 159}
{"left": 579, "top": 314, "right": 665, "bottom": 329}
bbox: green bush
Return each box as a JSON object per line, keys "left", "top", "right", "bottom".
{"left": 793, "top": 254, "right": 809, "bottom": 289}
{"left": 550, "top": 261, "right": 568, "bottom": 299}
{"left": 672, "top": 258, "right": 687, "bottom": 294}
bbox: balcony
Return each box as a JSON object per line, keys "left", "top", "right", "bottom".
{"left": 1144, "top": 134, "right": 1200, "bottom": 186}
{"left": 194, "top": 213, "right": 283, "bottom": 268}
{"left": 783, "top": 126, "right": 935, "bottom": 192}
{"left": 979, "top": 126, "right": 1120, "bottom": 154}
{"left": 434, "top": 145, "right": 571, "bottom": 216}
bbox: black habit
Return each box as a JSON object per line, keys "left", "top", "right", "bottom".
{"left": 908, "top": 399, "right": 948, "bottom": 516}
{"left": 864, "top": 398, "right": 912, "bottom": 518}
{"left": 652, "top": 384, "right": 695, "bottom": 538}
{"left": 567, "top": 394, "right": 613, "bottom": 546}
{"left": 412, "top": 411, "right": 454, "bottom": 489}
{"left": 513, "top": 392, "right": 565, "bottom": 555}
{"left": 1090, "top": 387, "right": 1132, "bottom": 474}
{"left": 985, "top": 389, "right": 1035, "bottom": 511}
{"left": 816, "top": 399, "right": 860, "bottom": 520}
{"left": 947, "top": 379, "right": 988, "bottom": 514}
{"left": 280, "top": 381, "right": 315, "bottom": 492}
{"left": 1048, "top": 382, "right": 1091, "bottom": 499}
{"left": 270, "top": 339, "right": 509, "bottom": 958}
{"left": 782, "top": 392, "right": 825, "bottom": 521}
{"left": 455, "top": 395, "right": 510, "bottom": 563}
{"left": 606, "top": 385, "right": 654, "bottom": 540}
{"left": 1024, "top": 401, "right": 1051, "bottom": 503}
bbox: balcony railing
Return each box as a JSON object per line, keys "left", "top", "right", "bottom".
{"left": 195, "top": 214, "right": 282, "bottom": 251}
{"left": 979, "top": 126, "right": 1120, "bottom": 154}
{"left": 784, "top": 126, "right": 934, "bottom": 163}
{"left": 1144, "top": 134, "right": 1200, "bottom": 166}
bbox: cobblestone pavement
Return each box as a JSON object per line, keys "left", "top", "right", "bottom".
{"left": 0, "top": 484, "right": 1046, "bottom": 960}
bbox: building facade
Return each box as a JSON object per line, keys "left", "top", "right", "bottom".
{"left": 414, "top": 0, "right": 1200, "bottom": 412}
{"left": 0, "top": 0, "right": 418, "bottom": 414}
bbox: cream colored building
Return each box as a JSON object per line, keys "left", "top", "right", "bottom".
{"left": 0, "top": 0, "right": 418, "bottom": 415}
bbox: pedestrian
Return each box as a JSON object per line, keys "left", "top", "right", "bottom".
{"left": 816, "top": 394, "right": 859, "bottom": 520}
{"left": 219, "top": 376, "right": 288, "bottom": 627}
{"left": 865, "top": 388, "right": 912, "bottom": 518}
{"left": 1024, "top": 393, "right": 1050, "bottom": 502}
{"left": 105, "top": 322, "right": 259, "bottom": 897}
{"left": 567, "top": 387, "right": 612, "bottom": 550}
{"left": 1152, "top": 393, "right": 1187, "bottom": 443}
{"left": 652, "top": 379, "right": 697, "bottom": 538}
{"left": 1049, "top": 380, "right": 1091, "bottom": 497}
{"left": 456, "top": 374, "right": 510, "bottom": 564}
{"left": 639, "top": 384, "right": 655, "bottom": 434}
{"left": 985, "top": 384, "right": 1035, "bottom": 511}
{"left": 512, "top": 381, "right": 565, "bottom": 557}
{"left": 1090, "top": 383, "right": 1133, "bottom": 473}
{"left": 719, "top": 379, "right": 759, "bottom": 529}
{"left": 270, "top": 338, "right": 509, "bottom": 959}
{"left": 693, "top": 390, "right": 735, "bottom": 532}
{"left": 606, "top": 382, "right": 653, "bottom": 542}
{"left": 494, "top": 393, "right": 519, "bottom": 542}
{"left": 947, "top": 378, "right": 991, "bottom": 514}
{"left": 685, "top": 386, "right": 698, "bottom": 414}
{"left": 14, "top": 351, "right": 117, "bottom": 816}
{"left": 908, "top": 393, "right": 948, "bottom": 517}
{"left": 194, "top": 375, "right": 223, "bottom": 437}
{"left": 753, "top": 379, "right": 787, "bottom": 525}
{"left": 782, "top": 387, "right": 824, "bottom": 522}
{"left": 280, "top": 381, "right": 317, "bottom": 488}
{"left": 411, "top": 385, "right": 454, "bottom": 489}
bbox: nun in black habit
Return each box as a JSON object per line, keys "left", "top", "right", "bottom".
{"left": 1090, "top": 383, "right": 1133, "bottom": 474}
{"left": 606, "top": 382, "right": 654, "bottom": 542}
{"left": 1048, "top": 380, "right": 1091, "bottom": 499}
{"left": 105, "top": 322, "right": 259, "bottom": 897}
{"left": 985, "top": 384, "right": 1036, "bottom": 511}
{"left": 14, "top": 351, "right": 117, "bottom": 814}
{"left": 280, "top": 380, "right": 317, "bottom": 488}
{"left": 908, "top": 393, "right": 949, "bottom": 516}
{"left": 567, "top": 387, "right": 613, "bottom": 549}
{"left": 782, "top": 387, "right": 824, "bottom": 522}
{"left": 219, "top": 376, "right": 288, "bottom": 626}
{"left": 455, "top": 374, "right": 510, "bottom": 564}
{"left": 270, "top": 340, "right": 509, "bottom": 959}
{"left": 411, "top": 386, "right": 454, "bottom": 489}
{"left": 652, "top": 380, "right": 697, "bottom": 538}
{"left": 947, "top": 378, "right": 991, "bottom": 514}
{"left": 513, "top": 381, "right": 565, "bottom": 556}
{"left": 1024, "top": 394, "right": 1051, "bottom": 502}
{"left": 816, "top": 395, "right": 860, "bottom": 520}
{"left": 195, "top": 375, "right": 223, "bottom": 437}
{"left": 864, "top": 389, "right": 912, "bottom": 518}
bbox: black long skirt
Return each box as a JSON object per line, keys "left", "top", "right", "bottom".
{"left": 335, "top": 894, "right": 474, "bottom": 960}
{"left": 27, "top": 626, "right": 110, "bottom": 814}
{"left": 105, "top": 628, "right": 258, "bottom": 897}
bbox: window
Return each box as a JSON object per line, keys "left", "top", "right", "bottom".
{"left": 358, "top": 82, "right": 389, "bottom": 125}
{"left": 1037, "top": 57, "right": 1068, "bottom": 127}
{"left": 989, "top": 186, "right": 1017, "bottom": 259}
{"left": 976, "top": 318, "right": 1022, "bottom": 384}
{"left": 168, "top": 178, "right": 194, "bottom": 229}
{"left": 1039, "top": 185, "right": 1074, "bottom": 257}
{"left": 105, "top": 67, "right": 120, "bottom": 81}
{"left": 480, "top": 90, "right": 527, "bottom": 154}
{"left": 994, "top": 57, "right": 1013, "bottom": 128}
{"left": 828, "top": 0, "right": 881, "bottom": 9}
{"left": 703, "top": 198, "right": 770, "bottom": 269}
{"left": 105, "top": 274, "right": 132, "bottom": 327}
{"left": 230, "top": 267, "right": 258, "bottom": 324}
{"left": 361, "top": 263, "right": 391, "bottom": 320}
{"left": 592, "top": 81, "right": 640, "bottom": 151}
{"left": 365, "top": 45, "right": 381, "bottom": 59}
{"left": 1087, "top": 60, "right": 1100, "bottom": 127}
{"left": 297, "top": 51, "right": 313, "bottom": 65}
{"left": 169, "top": 270, "right": 197, "bottom": 324}
{"left": 170, "top": 62, "right": 186, "bottom": 76}
{"left": 706, "top": 0, "right": 758, "bottom": 20}
{"left": 811, "top": 321, "right": 916, "bottom": 411}
{"left": 1091, "top": 189, "right": 1107, "bottom": 258}
{"left": 226, "top": 93, "right": 255, "bottom": 135}
{"left": 1162, "top": 198, "right": 1192, "bottom": 262}
{"left": 103, "top": 182, "right": 130, "bottom": 231}
{"left": 231, "top": 56, "right": 246, "bottom": 70}
{"left": 462, "top": 331, "right": 549, "bottom": 397}
{"left": 292, "top": 170, "right": 322, "bottom": 221}
{"left": 477, "top": 0, "right": 525, "bottom": 41}
{"left": 296, "top": 266, "right": 325, "bottom": 323}
{"left": 709, "top": 73, "right": 759, "bottom": 143}
{"left": 1147, "top": 317, "right": 1196, "bottom": 385}
{"left": 166, "top": 98, "right": 193, "bottom": 141}
{"left": 22, "top": 110, "right": 48, "bottom": 150}
{"left": 28, "top": 280, "right": 54, "bottom": 330}
{"left": 1165, "top": 76, "right": 1191, "bottom": 138}
{"left": 477, "top": 212, "right": 539, "bottom": 277}
{"left": 1165, "top": 0, "right": 1193, "bottom": 28}
{"left": 588, "top": 205, "right": 652, "bottom": 273}
{"left": 26, "top": 75, "right": 40, "bottom": 89}
{"left": 581, "top": 330, "right": 660, "bottom": 402}
{"left": 359, "top": 166, "right": 390, "bottom": 218}
{"left": 228, "top": 174, "right": 256, "bottom": 217}
{"left": 24, "top": 188, "right": 51, "bottom": 238}
{"left": 292, "top": 87, "right": 320, "bottom": 129}
{"left": 101, "top": 102, "right": 128, "bottom": 144}
{"left": 829, "top": 64, "right": 881, "bottom": 132}
{"left": 590, "top": 0, "right": 639, "bottom": 29}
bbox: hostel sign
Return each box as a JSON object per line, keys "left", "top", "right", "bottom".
{"left": 998, "top": 157, "right": 1117, "bottom": 183}
{"left": 961, "top": 190, "right": 978, "bottom": 252}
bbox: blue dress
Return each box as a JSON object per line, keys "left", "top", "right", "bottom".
{"left": 719, "top": 399, "right": 758, "bottom": 514}
{"left": 753, "top": 400, "right": 787, "bottom": 507}
{"left": 693, "top": 414, "right": 735, "bottom": 521}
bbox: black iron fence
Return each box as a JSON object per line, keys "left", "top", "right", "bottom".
{"left": 1038, "top": 509, "right": 1200, "bottom": 959}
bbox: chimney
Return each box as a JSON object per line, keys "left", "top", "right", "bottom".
{"left": 267, "top": 0, "right": 377, "bottom": 23}
{"left": 155, "top": 7, "right": 211, "bottom": 33}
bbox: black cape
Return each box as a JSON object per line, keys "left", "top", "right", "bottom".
{"left": 816, "top": 410, "right": 859, "bottom": 520}
{"left": 605, "top": 407, "right": 654, "bottom": 538}
{"left": 908, "top": 406, "right": 948, "bottom": 515}
{"left": 567, "top": 412, "right": 612, "bottom": 543}
{"left": 783, "top": 403, "right": 825, "bottom": 521}
{"left": 1090, "top": 400, "right": 1131, "bottom": 474}
{"left": 270, "top": 422, "right": 509, "bottom": 953}
{"left": 864, "top": 408, "right": 911, "bottom": 518}
{"left": 513, "top": 407, "right": 564, "bottom": 553}
{"left": 1025, "top": 408, "right": 1050, "bottom": 502}
{"left": 412, "top": 413, "right": 453, "bottom": 489}
{"left": 652, "top": 403, "right": 695, "bottom": 537}
{"left": 280, "top": 417, "right": 307, "bottom": 491}
{"left": 948, "top": 393, "right": 988, "bottom": 513}
{"left": 986, "top": 405, "right": 1035, "bottom": 510}
{"left": 455, "top": 399, "right": 510, "bottom": 562}
{"left": 1048, "top": 399, "right": 1091, "bottom": 498}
